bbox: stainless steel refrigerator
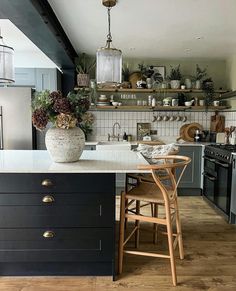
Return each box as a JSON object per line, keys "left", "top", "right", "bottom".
{"left": 0, "top": 87, "right": 36, "bottom": 150}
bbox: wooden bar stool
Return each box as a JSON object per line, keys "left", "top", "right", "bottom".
{"left": 118, "top": 155, "right": 191, "bottom": 286}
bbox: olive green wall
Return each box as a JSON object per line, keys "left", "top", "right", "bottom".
{"left": 225, "top": 55, "right": 236, "bottom": 108}
{"left": 123, "top": 57, "right": 228, "bottom": 90}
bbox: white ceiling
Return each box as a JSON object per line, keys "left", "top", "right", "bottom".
{"left": 0, "top": 19, "right": 57, "bottom": 68}
{"left": 48, "top": 0, "right": 236, "bottom": 59}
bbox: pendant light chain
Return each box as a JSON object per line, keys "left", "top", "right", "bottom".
{"left": 106, "top": 7, "right": 112, "bottom": 48}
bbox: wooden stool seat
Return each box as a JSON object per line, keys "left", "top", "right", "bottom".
{"left": 126, "top": 181, "right": 171, "bottom": 204}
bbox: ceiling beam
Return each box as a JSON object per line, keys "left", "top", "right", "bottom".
{"left": 0, "top": 0, "right": 78, "bottom": 69}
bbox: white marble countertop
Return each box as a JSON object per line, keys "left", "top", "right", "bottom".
{"left": 0, "top": 150, "right": 149, "bottom": 173}
{"left": 86, "top": 141, "right": 210, "bottom": 147}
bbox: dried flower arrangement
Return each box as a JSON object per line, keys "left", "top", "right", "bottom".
{"left": 32, "top": 89, "right": 94, "bottom": 137}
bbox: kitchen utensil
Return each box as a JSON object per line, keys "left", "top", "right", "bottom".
{"left": 210, "top": 112, "right": 225, "bottom": 132}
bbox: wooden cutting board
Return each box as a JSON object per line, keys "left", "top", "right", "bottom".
{"left": 176, "top": 124, "right": 189, "bottom": 141}
{"left": 210, "top": 112, "right": 225, "bottom": 132}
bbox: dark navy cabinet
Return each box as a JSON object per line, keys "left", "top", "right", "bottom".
{"left": 0, "top": 173, "right": 116, "bottom": 276}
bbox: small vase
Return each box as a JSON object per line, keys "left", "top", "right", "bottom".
{"left": 195, "top": 80, "right": 201, "bottom": 89}
{"left": 170, "top": 80, "right": 180, "bottom": 89}
{"left": 45, "top": 127, "right": 85, "bottom": 163}
{"left": 184, "top": 78, "right": 192, "bottom": 89}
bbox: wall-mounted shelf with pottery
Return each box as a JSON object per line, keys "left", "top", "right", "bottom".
{"left": 89, "top": 105, "right": 230, "bottom": 112}
{"left": 74, "top": 87, "right": 229, "bottom": 94}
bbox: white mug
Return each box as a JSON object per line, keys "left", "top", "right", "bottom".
{"left": 213, "top": 100, "right": 220, "bottom": 106}
{"left": 199, "top": 100, "right": 205, "bottom": 106}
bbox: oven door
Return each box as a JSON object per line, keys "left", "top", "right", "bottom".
{"left": 203, "top": 172, "right": 216, "bottom": 203}
{"left": 215, "top": 160, "right": 232, "bottom": 215}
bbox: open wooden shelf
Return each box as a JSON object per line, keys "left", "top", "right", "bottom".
{"left": 75, "top": 87, "right": 230, "bottom": 94}
{"left": 90, "top": 105, "right": 230, "bottom": 111}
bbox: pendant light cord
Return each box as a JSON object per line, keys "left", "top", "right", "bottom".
{"left": 106, "top": 7, "right": 112, "bottom": 48}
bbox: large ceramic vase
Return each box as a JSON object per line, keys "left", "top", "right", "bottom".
{"left": 45, "top": 127, "right": 85, "bottom": 163}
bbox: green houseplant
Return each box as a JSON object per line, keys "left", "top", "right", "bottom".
{"left": 32, "top": 89, "right": 93, "bottom": 162}
{"left": 168, "top": 65, "right": 182, "bottom": 89}
{"left": 202, "top": 78, "right": 215, "bottom": 108}
{"left": 76, "top": 53, "right": 96, "bottom": 87}
{"left": 137, "top": 64, "right": 163, "bottom": 88}
{"left": 194, "top": 64, "right": 207, "bottom": 89}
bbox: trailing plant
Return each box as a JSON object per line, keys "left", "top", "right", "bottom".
{"left": 122, "top": 63, "right": 130, "bottom": 82}
{"left": 137, "top": 64, "right": 163, "bottom": 83}
{"left": 76, "top": 53, "right": 96, "bottom": 74}
{"left": 168, "top": 64, "right": 182, "bottom": 80}
{"left": 195, "top": 64, "right": 207, "bottom": 81}
{"left": 202, "top": 78, "right": 215, "bottom": 107}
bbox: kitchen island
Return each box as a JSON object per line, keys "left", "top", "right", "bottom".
{"left": 0, "top": 150, "right": 148, "bottom": 277}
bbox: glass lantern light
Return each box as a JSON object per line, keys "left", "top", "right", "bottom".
{"left": 0, "top": 30, "right": 14, "bottom": 83}
{"left": 96, "top": 0, "right": 122, "bottom": 85}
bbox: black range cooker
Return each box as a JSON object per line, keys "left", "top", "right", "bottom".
{"left": 203, "top": 144, "right": 236, "bottom": 218}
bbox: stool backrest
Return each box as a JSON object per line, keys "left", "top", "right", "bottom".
{"left": 138, "top": 155, "right": 191, "bottom": 205}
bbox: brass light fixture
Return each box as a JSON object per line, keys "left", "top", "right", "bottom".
{"left": 96, "top": 0, "right": 122, "bottom": 85}
{"left": 0, "top": 28, "right": 14, "bottom": 83}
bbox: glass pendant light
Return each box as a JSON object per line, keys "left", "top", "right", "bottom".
{"left": 0, "top": 29, "right": 14, "bottom": 83}
{"left": 96, "top": 0, "right": 122, "bottom": 85}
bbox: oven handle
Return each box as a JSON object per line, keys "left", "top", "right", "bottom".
{"left": 203, "top": 172, "right": 217, "bottom": 181}
{"left": 203, "top": 156, "right": 216, "bottom": 162}
{"left": 214, "top": 160, "right": 230, "bottom": 168}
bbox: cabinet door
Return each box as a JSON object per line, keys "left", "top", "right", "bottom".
{"left": 177, "top": 146, "right": 202, "bottom": 188}
{"left": 35, "top": 68, "right": 58, "bottom": 91}
{"left": 14, "top": 68, "right": 36, "bottom": 86}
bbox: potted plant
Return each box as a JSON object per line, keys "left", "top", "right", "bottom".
{"left": 122, "top": 63, "right": 131, "bottom": 88}
{"left": 76, "top": 53, "right": 96, "bottom": 87}
{"left": 137, "top": 64, "right": 163, "bottom": 88}
{"left": 194, "top": 64, "right": 207, "bottom": 89}
{"left": 202, "top": 78, "right": 215, "bottom": 107}
{"left": 168, "top": 65, "right": 182, "bottom": 89}
{"left": 32, "top": 89, "right": 92, "bottom": 162}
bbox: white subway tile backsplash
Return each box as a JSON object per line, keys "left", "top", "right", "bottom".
{"left": 88, "top": 110, "right": 236, "bottom": 142}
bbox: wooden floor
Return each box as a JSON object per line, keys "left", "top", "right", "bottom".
{"left": 0, "top": 196, "right": 236, "bottom": 291}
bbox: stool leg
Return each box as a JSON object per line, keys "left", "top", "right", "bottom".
{"left": 135, "top": 200, "right": 140, "bottom": 248}
{"left": 118, "top": 191, "right": 126, "bottom": 274}
{"left": 153, "top": 203, "right": 158, "bottom": 244}
{"left": 166, "top": 207, "right": 177, "bottom": 286}
{"left": 175, "top": 200, "right": 184, "bottom": 260}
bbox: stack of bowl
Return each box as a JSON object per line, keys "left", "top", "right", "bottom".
{"left": 97, "top": 95, "right": 110, "bottom": 107}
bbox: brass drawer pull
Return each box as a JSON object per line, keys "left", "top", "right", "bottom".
{"left": 43, "top": 231, "right": 55, "bottom": 238}
{"left": 42, "top": 195, "right": 55, "bottom": 203}
{"left": 41, "top": 179, "right": 53, "bottom": 187}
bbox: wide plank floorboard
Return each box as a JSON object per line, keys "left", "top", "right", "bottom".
{"left": 0, "top": 197, "right": 236, "bottom": 291}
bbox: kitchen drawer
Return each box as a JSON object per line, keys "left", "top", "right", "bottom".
{"left": 0, "top": 192, "right": 113, "bottom": 206}
{"left": 0, "top": 204, "right": 114, "bottom": 227}
{"left": 0, "top": 228, "right": 113, "bottom": 262}
{"left": 0, "top": 173, "right": 115, "bottom": 194}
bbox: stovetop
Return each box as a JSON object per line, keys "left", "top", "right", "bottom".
{"left": 204, "top": 144, "right": 236, "bottom": 163}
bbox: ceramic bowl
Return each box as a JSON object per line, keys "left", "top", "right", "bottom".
{"left": 112, "top": 102, "right": 118, "bottom": 106}
{"left": 185, "top": 101, "right": 192, "bottom": 106}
